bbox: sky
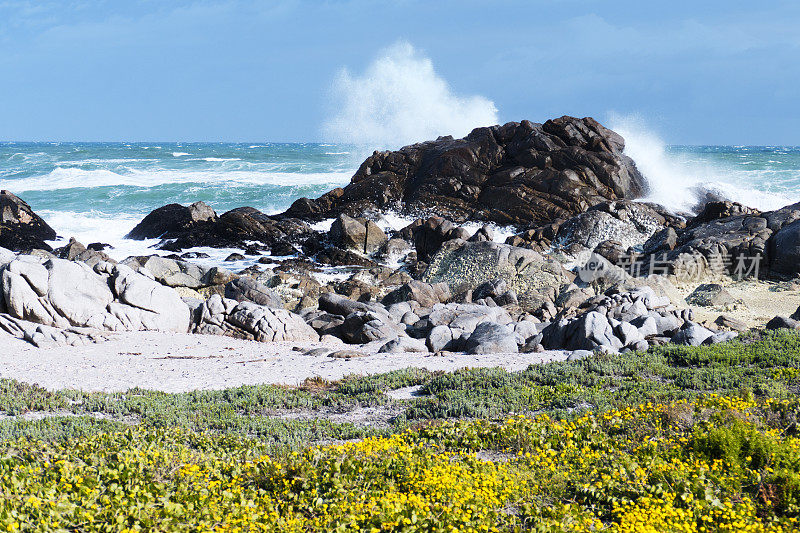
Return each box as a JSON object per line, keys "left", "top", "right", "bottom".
{"left": 0, "top": 0, "right": 798, "bottom": 144}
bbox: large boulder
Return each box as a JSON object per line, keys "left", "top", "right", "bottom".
{"left": 464, "top": 322, "right": 518, "bottom": 354}
{"left": 555, "top": 201, "right": 668, "bottom": 252}
{"left": 122, "top": 255, "right": 212, "bottom": 289}
{"left": 127, "top": 204, "right": 313, "bottom": 253}
{"left": 329, "top": 214, "right": 387, "bottom": 254}
{"left": 383, "top": 280, "right": 451, "bottom": 308}
{"left": 422, "top": 240, "right": 573, "bottom": 310}
{"left": 125, "top": 201, "right": 217, "bottom": 240}
{"left": 0, "top": 257, "right": 191, "bottom": 333}
{"left": 284, "top": 117, "right": 647, "bottom": 226}
{"left": 0, "top": 191, "right": 57, "bottom": 252}
{"left": 224, "top": 277, "right": 283, "bottom": 308}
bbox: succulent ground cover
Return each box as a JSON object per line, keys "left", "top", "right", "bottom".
{"left": 1, "top": 330, "right": 800, "bottom": 531}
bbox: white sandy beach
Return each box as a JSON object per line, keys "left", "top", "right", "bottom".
{"left": 1, "top": 331, "right": 568, "bottom": 392}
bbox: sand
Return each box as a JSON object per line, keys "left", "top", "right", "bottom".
{"left": 674, "top": 278, "right": 800, "bottom": 328}
{"left": 0, "top": 331, "right": 568, "bottom": 393}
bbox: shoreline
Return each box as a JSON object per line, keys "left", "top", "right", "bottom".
{"left": 1, "top": 331, "right": 568, "bottom": 393}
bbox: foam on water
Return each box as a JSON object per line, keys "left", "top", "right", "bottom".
{"left": 2, "top": 167, "right": 352, "bottom": 192}
{"left": 609, "top": 114, "right": 798, "bottom": 212}
{"left": 3, "top": 137, "right": 800, "bottom": 272}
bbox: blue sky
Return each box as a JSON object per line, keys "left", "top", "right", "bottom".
{"left": 1, "top": 0, "right": 798, "bottom": 144}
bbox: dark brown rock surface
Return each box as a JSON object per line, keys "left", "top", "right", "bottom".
{"left": 284, "top": 116, "right": 647, "bottom": 226}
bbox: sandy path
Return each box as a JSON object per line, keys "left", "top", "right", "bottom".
{"left": 0, "top": 331, "right": 568, "bottom": 393}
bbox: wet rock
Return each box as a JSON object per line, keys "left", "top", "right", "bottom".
{"left": 329, "top": 214, "right": 387, "bottom": 254}
{"left": 126, "top": 201, "right": 217, "bottom": 240}
{"left": 0, "top": 191, "right": 57, "bottom": 252}
{"left": 468, "top": 225, "right": 494, "bottom": 243}
{"left": 284, "top": 116, "right": 647, "bottom": 226}
{"left": 643, "top": 227, "right": 678, "bottom": 254}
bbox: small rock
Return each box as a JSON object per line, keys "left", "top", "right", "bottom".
{"left": 328, "top": 350, "right": 369, "bottom": 359}
{"left": 765, "top": 316, "right": 800, "bottom": 331}
{"left": 714, "top": 314, "right": 748, "bottom": 332}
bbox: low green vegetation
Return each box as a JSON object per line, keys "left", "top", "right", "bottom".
{"left": 1, "top": 330, "right": 799, "bottom": 530}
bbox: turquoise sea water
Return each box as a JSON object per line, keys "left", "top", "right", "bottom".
{"left": 0, "top": 142, "right": 798, "bottom": 262}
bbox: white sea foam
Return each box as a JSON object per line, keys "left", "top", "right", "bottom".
{"left": 1, "top": 167, "right": 353, "bottom": 192}
{"left": 609, "top": 114, "right": 795, "bottom": 212}
{"left": 42, "top": 209, "right": 268, "bottom": 270}
{"left": 323, "top": 41, "right": 499, "bottom": 151}
{"left": 172, "top": 152, "right": 190, "bottom": 157}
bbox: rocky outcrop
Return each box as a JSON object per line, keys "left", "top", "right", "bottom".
{"left": 127, "top": 204, "right": 314, "bottom": 253}
{"left": 422, "top": 240, "right": 573, "bottom": 311}
{"left": 639, "top": 201, "right": 800, "bottom": 280}
{"left": 0, "top": 313, "right": 105, "bottom": 348}
{"left": 126, "top": 201, "right": 217, "bottom": 240}
{"left": 284, "top": 116, "right": 647, "bottom": 226}
{"left": 192, "top": 294, "right": 318, "bottom": 342}
{"left": 506, "top": 200, "right": 684, "bottom": 256}
{"left": 0, "top": 256, "right": 190, "bottom": 333}
{"left": 329, "top": 214, "right": 387, "bottom": 254}
{"left": 0, "top": 191, "right": 57, "bottom": 252}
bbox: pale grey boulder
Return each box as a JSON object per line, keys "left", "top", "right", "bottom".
{"left": 565, "top": 311, "right": 622, "bottom": 351}
{"left": 0, "top": 313, "right": 105, "bottom": 348}
{"left": 427, "top": 302, "right": 512, "bottom": 334}
{"left": 465, "top": 322, "right": 518, "bottom": 354}
{"left": 339, "top": 311, "right": 404, "bottom": 344}
{"left": 226, "top": 302, "right": 319, "bottom": 342}
{"left": 702, "top": 331, "right": 738, "bottom": 345}
{"left": 47, "top": 259, "right": 118, "bottom": 330}
{"left": 224, "top": 277, "right": 283, "bottom": 308}
{"left": 631, "top": 315, "right": 658, "bottom": 337}
{"left": 110, "top": 264, "right": 190, "bottom": 333}
{"left": 615, "top": 321, "right": 644, "bottom": 347}
{"left": 671, "top": 323, "right": 715, "bottom": 346}
{"left": 427, "top": 324, "right": 454, "bottom": 352}
{"left": 2, "top": 267, "right": 61, "bottom": 327}
{"left": 0, "top": 246, "right": 15, "bottom": 266}
{"left": 134, "top": 255, "right": 210, "bottom": 288}
{"left": 378, "top": 336, "right": 428, "bottom": 353}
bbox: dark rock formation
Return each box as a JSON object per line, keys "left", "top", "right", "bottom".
{"left": 639, "top": 201, "right": 800, "bottom": 280}
{"left": 0, "top": 191, "right": 57, "bottom": 251}
{"left": 126, "top": 201, "right": 217, "bottom": 240}
{"left": 127, "top": 203, "right": 314, "bottom": 253}
{"left": 284, "top": 116, "right": 647, "bottom": 226}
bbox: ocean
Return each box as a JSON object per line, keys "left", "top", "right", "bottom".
{"left": 1, "top": 141, "right": 799, "bottom": 266}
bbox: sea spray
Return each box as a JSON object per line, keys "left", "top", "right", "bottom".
{"left": 609, "top": 113, "right": 794, "bottom": 212}
{"left": 322, "top": 41, "right": 499, "bottom": 153}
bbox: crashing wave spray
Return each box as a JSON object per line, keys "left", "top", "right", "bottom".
{"left": 322, "top": 41, "right": 499, "bottom": 151}
{"left": 609, "top": 113, "right": 792, "bottom": 213}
